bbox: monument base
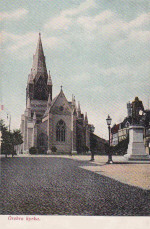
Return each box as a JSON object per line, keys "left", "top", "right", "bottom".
{"left": 124, "top": 154, "right": 150, "bottom": 161}
{"left": 124, "top": 125, "right": 150, "bottom": 161}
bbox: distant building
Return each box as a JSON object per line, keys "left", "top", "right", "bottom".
{"left": 90, "top": 133, "right": 108, "bottom": 154}
{"left": 118, "top": 117, "right": 132, "bottom": 142}
{"left": 144, "top": 110, "right": 150, "bottom": 155}
{"left": 111, "top": 124, "right": 119, "bottom": 146}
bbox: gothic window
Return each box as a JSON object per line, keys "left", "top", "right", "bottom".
{"left": 125, "top": 121, "right": 130, "bottom": 128}
{"left": 56, "top": 120, "right": 66, "bottom": 142}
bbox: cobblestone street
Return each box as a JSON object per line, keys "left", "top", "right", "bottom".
{"left": 1, "top": 156, "right": 150, "bottom": 215}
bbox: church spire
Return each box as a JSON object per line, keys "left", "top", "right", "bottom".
{"left": 85, "top": 112, "right": 88, "bottom": 124}
{"left": 77, "top": 101, "right": 81, "bottom": 117}
{"left": 31, "top": 33, "right": 47, "bottom": 78}
{"left": 36, "top": 33, "right": 44, "bottom": 56}
{"left": 85, "top": 112, "right": 88, "bottom": 121}
{"left": 72, "top": 95, "right": 77, "bottom": 108}
{"left": 26, "top": 33, "right": 52, "bottom": 101}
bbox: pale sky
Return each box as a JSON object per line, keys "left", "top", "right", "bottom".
{"left": 0, "top": 0, "right": 150, "bottom": 139}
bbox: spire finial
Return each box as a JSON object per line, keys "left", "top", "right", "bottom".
{"left": 47, "top": 93, "right": 51, "bottom": 107}
{"left": 85, "top": 112, "right": 88, "bottom": 122}
{"left": 33, "top": 112, "right": 36, "bottom": 120}
{"left": 39, "top": 32, "right": 41, "bottom": 37}
{"left": 61, "top": 85, "right": 63, "bottom": 90}
{"left": 78, "top": 101, "right": 80, "bottom": 108}
{"left": 77, "top": 101, "right": 81, "bottom": 117}
{"left": 27, "top": 97, "right": 31, "bottom": 109}
{"left": 47, "top": 70, "right": 52, "bottom": 85}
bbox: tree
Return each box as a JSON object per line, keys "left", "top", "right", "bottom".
{"left": 51, "top": 146, "right": 57, "bottom": 153}
{"left": 0, "top": 119, "right": 12, "bottom": 157}
{"left": 12, "top": 129, "right": 23, "bottom": 146}
{"left": 29, "top": 147, "right": 38, "bottom": 155}
{"left": 0, "top": 119, "right": 23, "bottom": 157}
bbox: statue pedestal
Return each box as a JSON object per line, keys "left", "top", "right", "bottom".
{"left": 124, "top": 126, "right": 150, "bottom": 161}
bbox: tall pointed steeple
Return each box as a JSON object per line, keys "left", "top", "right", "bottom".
{"left": 26, "top": 33, "right": 52, "bottom": 102}
{"left": 31, "top": 33, "right": 47, "bottom": 78}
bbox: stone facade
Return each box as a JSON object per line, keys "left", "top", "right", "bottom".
{"left": 20, "top": 34, "right": 92, "bottom": 154}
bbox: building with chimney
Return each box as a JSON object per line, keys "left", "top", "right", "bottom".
{"left": 20, "top": 34, "right": 94, "bottom": 154}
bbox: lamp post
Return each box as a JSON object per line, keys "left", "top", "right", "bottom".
{"left": 7, "top": 113, "right": 11, "bottom": 132}
{"left": 106, "top": 115, "right": 113, "bottom": 164}
{"left": 90, "top": 124, "right": 95, "bottom": 161}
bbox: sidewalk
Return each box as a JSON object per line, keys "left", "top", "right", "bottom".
{"left": 69, "top": 155, "right": 150, "bottom": 190}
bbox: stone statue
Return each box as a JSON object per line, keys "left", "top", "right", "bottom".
{"left": 132, "top": 97, "right": 144, "bottom": 125}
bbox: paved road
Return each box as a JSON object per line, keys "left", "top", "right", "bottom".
{"left": 1, "top": 157, "right": 150, "bottom": 215}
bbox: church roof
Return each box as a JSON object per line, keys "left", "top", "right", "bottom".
{"left": 43, "top": 88, "right": 72, "bottom": 117}
{"left": 31, "top": 33, "right": 47, "bottom": 79}
{"left": 43, "top": 93, "right": 59, "bottom": 117}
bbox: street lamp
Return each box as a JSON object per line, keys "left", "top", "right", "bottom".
{"left": 106, "top": 115, "right": 113, "bottom": 164}
{"left": 90, "top": 125, "right": 95, "bottom": 161}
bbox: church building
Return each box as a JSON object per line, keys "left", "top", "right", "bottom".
{"left": 20, "top": 33, "right": 94, "bottom": 154}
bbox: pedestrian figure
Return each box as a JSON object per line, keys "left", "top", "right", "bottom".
{"left": 90, "top": 150, "right": 95, "bottom": 161}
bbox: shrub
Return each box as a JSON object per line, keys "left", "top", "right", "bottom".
{"left": 111, "top": 136, "right": 129, "bottom": 155}
{"left": 82, "top": 145, "right": 89, "bottom": 153}
{"left": 29, "top": 147, "right": 38, "bottom": 155}
{"left": 38, "top": 148, "right": 46, "bottom": 154}
{"left": 51, "top": 146, "right": 57, "bottom": 153}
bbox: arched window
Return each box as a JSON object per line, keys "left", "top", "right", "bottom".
{"left": 56, "top": 120, "right": 66, "bottom": 142}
